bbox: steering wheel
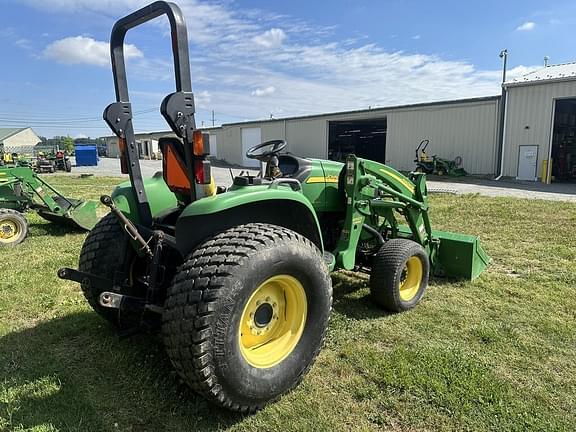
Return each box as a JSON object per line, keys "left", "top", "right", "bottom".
{"left": 246, "top": 140, "right": 287, "bottom": 161}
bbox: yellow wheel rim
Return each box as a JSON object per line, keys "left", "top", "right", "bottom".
{"left": 239, "top": 275, "right": 307, "bottom": 368}
{"left": 0, "top": 219, "right": 20, "bottom": 244}
{"left": 399, "top": 256, "right": 424, "bottom": 301}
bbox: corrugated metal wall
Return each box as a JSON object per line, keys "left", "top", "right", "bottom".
{"left": 215, "top": 98, "right": 500, "bottom": 174}
{"left": 387, "top": 99, "right": 500, "bottom": 174}
{"left": 503, "top": 81, "right": 576, "bottom": 178}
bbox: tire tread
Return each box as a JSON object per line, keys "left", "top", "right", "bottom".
{"left": 162, "top": 223, "right": 332, "bottom": 413}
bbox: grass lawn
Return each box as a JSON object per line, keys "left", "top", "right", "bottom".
{"left": 1, "top": 175, "right": 575, "bottom": 432}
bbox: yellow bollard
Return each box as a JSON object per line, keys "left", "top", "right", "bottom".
{"left": 541, "top": 159, "right": 553, "bottom": 184}
{"left": 541, "top": 160, "right": 548, "bottom": 183}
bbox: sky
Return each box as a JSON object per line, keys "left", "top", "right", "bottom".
{"left": 1, "top": 0, "right": 575, "bottom": 138}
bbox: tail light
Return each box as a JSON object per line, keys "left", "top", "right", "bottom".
{"left": 194, "top": 159, "right": 211, "bottom": 184}
{"left": 193, "top": 130, "right": 210, "bottom": 156}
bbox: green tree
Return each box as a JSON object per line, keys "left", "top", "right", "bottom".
{"left": 63, "top": 136, "right": 74, "bottom": 154}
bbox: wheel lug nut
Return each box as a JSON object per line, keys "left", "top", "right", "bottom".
{"left": 272, "top": 302, "right": 277, "bottom": 308}
{"left": 265, "top": 296, "right": 270, "bottom": 302}
{"left": 256, "top": 300, "right": 261, "bottom": 306}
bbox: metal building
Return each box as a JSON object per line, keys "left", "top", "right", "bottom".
{"left": 502, "top": 63, "right": 576, "bottom": 182}
{"left": 0, "top": 127, "right": 41, "bottom": 155}
{"left": 100, "top": 63, "right": 576, "bottom": 183}
{"left": 214, "top": 96, "right": 500, "bottom": 175}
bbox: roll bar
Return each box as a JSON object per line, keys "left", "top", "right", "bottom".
{"left": 110, "top": 1, "right": 192, "bottom": 101}
{"left": 103, "top": 1, "right": 198, "bottom": 227}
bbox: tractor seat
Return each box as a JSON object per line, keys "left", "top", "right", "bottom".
{"left": 278, "top": 154, "right": 313, "bottom": 183}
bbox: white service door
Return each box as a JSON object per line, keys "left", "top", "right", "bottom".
{"left": 241, "top": 127, "right": 261, "bottom": 168}
{"left": 209, "top": 133, "right": 218, "bottom": 159}
{"left": 517, "top": 145, "right": 538, "bottom": 181}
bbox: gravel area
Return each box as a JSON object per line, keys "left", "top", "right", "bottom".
{"left": 63, "top": 157, "right": 576, "bottom": 202}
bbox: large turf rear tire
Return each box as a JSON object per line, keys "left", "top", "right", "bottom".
{"left": 78, "top": 213, "right": 130, "bottom": 325}
{"left": 370, "top": 239, "right": 429, "bottom": 312}
{"left": 162, "top": 223, "right": 332, "bottom": 413}
{"left": 0, "top": 209, "right": 28, "bottom": 246}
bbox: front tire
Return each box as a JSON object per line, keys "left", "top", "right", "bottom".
{"left": 162, "top": 223, "right": 332, "bottom": 413}
{"left": 0, "top": 209, "right": 28, "bottom": 246}
{"left": 370, "top": 239, "right": 429, "bottom": 312}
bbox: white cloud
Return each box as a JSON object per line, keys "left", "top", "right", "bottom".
{"left": 251, "top": 86, "right": 276, "bottom": 97}
{"left": 516, "top": 21, "right": 535, "bottom": 31}
{"left": 21, "top": 0, "right": 541, "bottom": 127}
{"left": 411, "top": 34, "right": 421, "bottom": 40}
{"left": 43, "top": 36, "right": 143, "bottom": 67}
{"left": 252, "top": 28, "right": 286, "bottom": 48}
{"left": 14, "top": 38, "right": 32, "bottom": 50}
{"left": 195, "top": 90, "right": 212, "bottom": 108}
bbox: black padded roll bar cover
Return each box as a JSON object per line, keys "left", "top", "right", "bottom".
{"left": 109, "top": 1, "right": 192, "bottom": 102}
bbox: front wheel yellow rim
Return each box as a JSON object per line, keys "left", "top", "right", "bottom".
{"left": 399, "top": 256, "right": 424, "bottom": 301}
{"left": 239, "top": 275, "right": 307, "bottom": 368}
{"left": 0, "top": 219, "right": 20, "bottom": 244}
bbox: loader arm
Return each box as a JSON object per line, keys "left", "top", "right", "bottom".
{"left": 334, "top": 155, "right": 436, "bottom": 270}
{"left": 0, "top": 166, "right": 100, "bottom": 230}
{"left": 1, "top": 166, "right": 68, "bottom": 212}
{"left": 334, "top": 155, "right": 488, "bottom": 279}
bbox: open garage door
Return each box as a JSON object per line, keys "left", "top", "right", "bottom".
{"left": 328, "top": 118, "right": 387, "bottom": 163}
{"left": 551, "top": 99, "right": 576, "bottom": 183}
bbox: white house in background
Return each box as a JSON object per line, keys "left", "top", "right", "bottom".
{"left": 0, "top": 127, "right": 41, "bottom": 154}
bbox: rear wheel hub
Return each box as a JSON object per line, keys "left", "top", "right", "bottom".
{"left": 239, "top": 275, "right": 307, "bottom": 368}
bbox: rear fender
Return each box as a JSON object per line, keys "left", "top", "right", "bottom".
{"left": 175, "top": 186, "right": 323, "bottom": 256}
{"left": 111, "top": 173, "right": 179, "bottom": 224}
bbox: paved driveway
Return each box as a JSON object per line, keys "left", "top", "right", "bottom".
{"left": 65, "top": 157, "right": 576, "bottom": 202}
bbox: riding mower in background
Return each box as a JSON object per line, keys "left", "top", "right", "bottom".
{"left": 58, "top": 1, "right": 489, "bottom": 413}
{"left": 35, "top": 152, "right": 56, "bottom": 174}
{"left": 414, "top": 139, "right": 467, "bottom": 176}
{"left": 53, "top": 150, "right": 73, "bottom": 172}
{"left": 0, "top": 166, "right": 100, "bottom": 245}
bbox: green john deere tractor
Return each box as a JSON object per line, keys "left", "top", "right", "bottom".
{"left": 58, "top": 1, "right": 489, "bottom": 413}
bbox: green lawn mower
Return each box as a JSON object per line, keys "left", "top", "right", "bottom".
{"left": 0, "top": 166, "right": 100, "bottom": 245}
{"left": 415, "top": 139, "right": 467, "bottom": 176}
{"left": 58, "top": 1, "right": 489, "bottom": 413}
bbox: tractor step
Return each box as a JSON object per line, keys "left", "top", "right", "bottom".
{"left": 323, "top": 251, "right": 336, "bottom": 271}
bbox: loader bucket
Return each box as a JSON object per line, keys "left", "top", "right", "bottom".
{"left": 433, "top": 229, "right": 490, "bottom": 280}
{"left": 37, "top": 198, "right": 101, "bottom": 231}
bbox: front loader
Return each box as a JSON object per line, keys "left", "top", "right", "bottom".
{"left": 58, "top": 1, "right": 489, "bottom": 413}
{"left": 0, "top": 166, "right": 100, "bottom": 245}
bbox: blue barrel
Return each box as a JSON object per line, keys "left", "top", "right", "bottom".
{"left": 74, "top": 145, "right": 98, "bottom": 166}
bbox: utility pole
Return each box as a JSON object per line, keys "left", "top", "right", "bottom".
{"left": 495, "top": 49, "right": 508, "bottom": 179}
{"left": 211, "top": 110, "right": 215, "bottom": 127}
{"left": 500, "top": 49, "right": 508, "bottom": 83}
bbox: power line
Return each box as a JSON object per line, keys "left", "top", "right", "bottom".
{"left": 0, "top": 107, "right": 159, "bottom": 123}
